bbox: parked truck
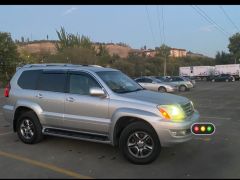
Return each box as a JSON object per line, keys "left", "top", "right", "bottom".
{"left": 179, "top": 66, "right": 215, "bottom": 80}
{"left": 215, "top": 64, "right": 240, "bottom": 81}
{"left": 179, "top": 64, "right": 240, "bottom": 81}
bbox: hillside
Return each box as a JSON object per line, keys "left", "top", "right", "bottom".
{"left": 17, "top": 41, "right": 132, "bottom": 58}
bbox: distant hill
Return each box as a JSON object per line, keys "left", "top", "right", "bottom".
{"left": 17, "top": 40, "right": 132, "bottom": 58}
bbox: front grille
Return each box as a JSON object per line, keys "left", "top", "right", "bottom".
{"left": 181, "top": 102, "right": 194, "bottom": 117}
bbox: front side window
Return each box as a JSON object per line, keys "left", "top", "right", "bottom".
{"left": 37, "top": 72, "right": 67, "bottom": 93}
{"left": 97, "top": 71, "right": 143, "bottom": 93}
{"left": 69, "top": 73, "right": 101, "bottom": 95}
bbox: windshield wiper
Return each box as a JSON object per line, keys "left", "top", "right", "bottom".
{"left": 118, "top": 88, "right": 143, "bottom": 93}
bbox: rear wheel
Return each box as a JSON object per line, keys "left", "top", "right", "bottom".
{"left": 16, "top": 111, "right": 43, "bottom": 144}
{"left": 119, "top": 122, "right": 161, "bottom": 164}
{"left": 158, "top": 86, "right": 167, "bottom": 93}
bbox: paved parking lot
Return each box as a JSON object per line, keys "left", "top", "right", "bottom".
{"left": 0, "top": 81, "right": 240, "bottom": 178}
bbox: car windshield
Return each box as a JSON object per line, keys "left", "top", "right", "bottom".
{"left": 96, "top": 71, "right": 144, "bottom": 93}
{"left": 152, "top": 78, "right": 163, "bottom": 83}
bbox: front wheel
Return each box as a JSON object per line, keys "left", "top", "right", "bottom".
{"left": 179, "top": 85, "right": 187, "bottom": 92}
{"left": 119, "top": 122, "right": 161, "bottom": 164}
{"left": 158, "top": 86, "right": 167, "bottom": 93}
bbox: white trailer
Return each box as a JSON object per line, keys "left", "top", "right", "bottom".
{"left": 192, "top": 66, "right": 215, "bottom": 77}
{"left": 215, "top": 64, "right": 240, "bottom": 80}
{"left": 179, "top": 67, "right": 192, "bottom": 77}
{"left": 179, "top": 66, "right": 214, "bottom": 79}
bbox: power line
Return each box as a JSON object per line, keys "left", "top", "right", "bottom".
{"left": 219, "top": 5, "right": 240, "bottom": 32}
{"left": 145, "top": 5, "right": 157, "bottom": 47}
{"left": 191, "top": 5, "right": 230, "bottom": 37}
{"left": 195, "top": 5, "right": 230, "bottom": 36}
{"left": 156, "top": 5, "right": 163, "bottom": 45}
{"left": 196, "top": 6, "right": 230, "bottom": 36}
{"left": 161, "top": 6, "right": 166, "bottom": 44}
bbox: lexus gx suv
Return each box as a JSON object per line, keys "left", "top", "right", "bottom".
{"left": 2, "top": 64, "right": 199, "bottom": 164}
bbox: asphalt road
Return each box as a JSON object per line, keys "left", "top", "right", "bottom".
{"left": 0, "top": 81, "right": 240, "bottom": 178}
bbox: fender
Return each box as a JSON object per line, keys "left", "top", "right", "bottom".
{"left": 109, "top": 107, "right": 162, "bottom": 145}
{"left": 14, "top": 99, "right": 44, "bottom": 124}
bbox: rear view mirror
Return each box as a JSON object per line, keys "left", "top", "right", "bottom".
{"left": 89, "top": 87, "right": 106, "bottom": 97}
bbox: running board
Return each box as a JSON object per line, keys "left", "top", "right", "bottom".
{"left": 43, "top": 128, "right": 111, "bottom": 144}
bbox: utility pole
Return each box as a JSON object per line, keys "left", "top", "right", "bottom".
{"left": 163, "top": 51, "right": 167, "bottom": 76}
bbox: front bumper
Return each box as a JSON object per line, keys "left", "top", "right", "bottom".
{"left": 154, "top": 111, "right": 199, "bottom": 147}
{"left": 186, "top": 83, "right": 194, "bottom": 89}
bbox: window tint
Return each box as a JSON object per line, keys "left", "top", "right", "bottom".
{"left": 172, "top": 77, "right": 183, "bottom": 81}
{"left": 145, "top": 78, "right": 153, "bottom": 83}
{"left": 37, "top": 73, "right": 67, "bottom": 93}
{"left": 136, "top": 78, "right": 144, "bottom": 83}
{"left": 18, "top": 70, "right": 41, "bottom": 90}
{"left": 69, "top": 74, "right": 101, "bottom": 95}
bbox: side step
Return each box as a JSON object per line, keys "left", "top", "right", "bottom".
{"left": 43, "top": 128, "right": 111, "bottom": 144}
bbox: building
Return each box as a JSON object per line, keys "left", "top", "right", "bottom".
{"left": 143, "top": 49, "right": 156, "bottom": 57}
{"left": 129, "top": 47, "right": 193, "bottom": 58}
{"left": 170, "top": 48, "right": 187, "bottom": 58}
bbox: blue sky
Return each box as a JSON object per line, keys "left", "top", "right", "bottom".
{"left": 0, "top": 5, "right": 240, "bottom": 57}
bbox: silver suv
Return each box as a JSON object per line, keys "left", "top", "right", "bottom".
{"left": 2, "top": 64, "right": 199, "bottom": 164}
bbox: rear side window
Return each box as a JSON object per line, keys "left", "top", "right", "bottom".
{"left": 37, "top": 73, "right": 67, "bottom": 93}
{"left": 136, "top": 78, "right": 144, "bottom": 83}
{"left": 18, "top": 70, "right": 41, "bottom": 90}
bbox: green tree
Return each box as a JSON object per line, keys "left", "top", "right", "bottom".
{"left": 215, "top": 51, "right": 234, "bottom": 65}
{"left": 228, "top": 33, "right": 240, "bottom": 62}
{"left": 155, "top": 44, "right": 171, "bottom": 57}
{"left": 0, "top": 32, "right": 19, "bottom": 81}
{"left": 56, "top": 27, "right": 95, "bottom": 52}
{"left": 45, "top": 47, "right": 98, "bottom": 65}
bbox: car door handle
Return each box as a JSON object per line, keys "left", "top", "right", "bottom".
{"left": 36, "top": 93, "right": 43, "bottom": 99}
{"left": 66, "top": 97, "right": 75, "bottom": 102}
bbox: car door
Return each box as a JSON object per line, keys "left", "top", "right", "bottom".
{"left": 145, "top": 78, "right": 157, "bottom": 91}
{"left": 168, "top": 77, "right": 179, "bottom": 86}
{"left": 64, "top": 71, "right": 110, "bottom": 134}
{"left": 35, "top": 70, "right": 67, "bottom": 128}
{"left": 136, "top": 78, "right": 149, "bottom": 89}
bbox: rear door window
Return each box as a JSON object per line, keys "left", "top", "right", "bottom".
{"left": 37, "top": 72, "right": 67, "bottom": 93}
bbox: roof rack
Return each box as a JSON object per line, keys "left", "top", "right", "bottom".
{"left": 20, "top": 63, "right": 103, "bottom": 68}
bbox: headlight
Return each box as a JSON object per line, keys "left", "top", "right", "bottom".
{"left": 190, "top": 101, "right": 195, "bottom": 110}
{"left": 157, "top": 104, "right": 186, "bottom": 122}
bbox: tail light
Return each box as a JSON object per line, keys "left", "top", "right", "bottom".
{"left": 4, "top": 82, "right": 11, "bottom": 97}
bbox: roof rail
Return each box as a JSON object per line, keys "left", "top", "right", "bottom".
{"left": 21, "top": 63, "right": 103, "bottom": 68}
{"left": 22, "top": 63, "right": 80, "bottom": 68}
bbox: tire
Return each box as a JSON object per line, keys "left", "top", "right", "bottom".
{"left": 158, "top": 86, "right": 167, "bottom": 93}
{"left": 119, "top": 122, "right": 161, "bottom": 164}
{"left": 16, "top": 111, "right": 43, "bottom": 144}
{"left": 212, "top": 79, "right": 215, "bottom": 82}
{"left": 179, "top": 85, "right": 187, "bottom": 92}
{"left": 225, "top": 79, "right": 229, "bottom": 82}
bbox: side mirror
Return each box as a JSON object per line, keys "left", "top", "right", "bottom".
{"left": 89, "top": 87, "right": 106, "bottom": 97}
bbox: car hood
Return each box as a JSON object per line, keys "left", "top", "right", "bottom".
{"left": 119, "top": 90, "right": 189, "bottom": 105}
